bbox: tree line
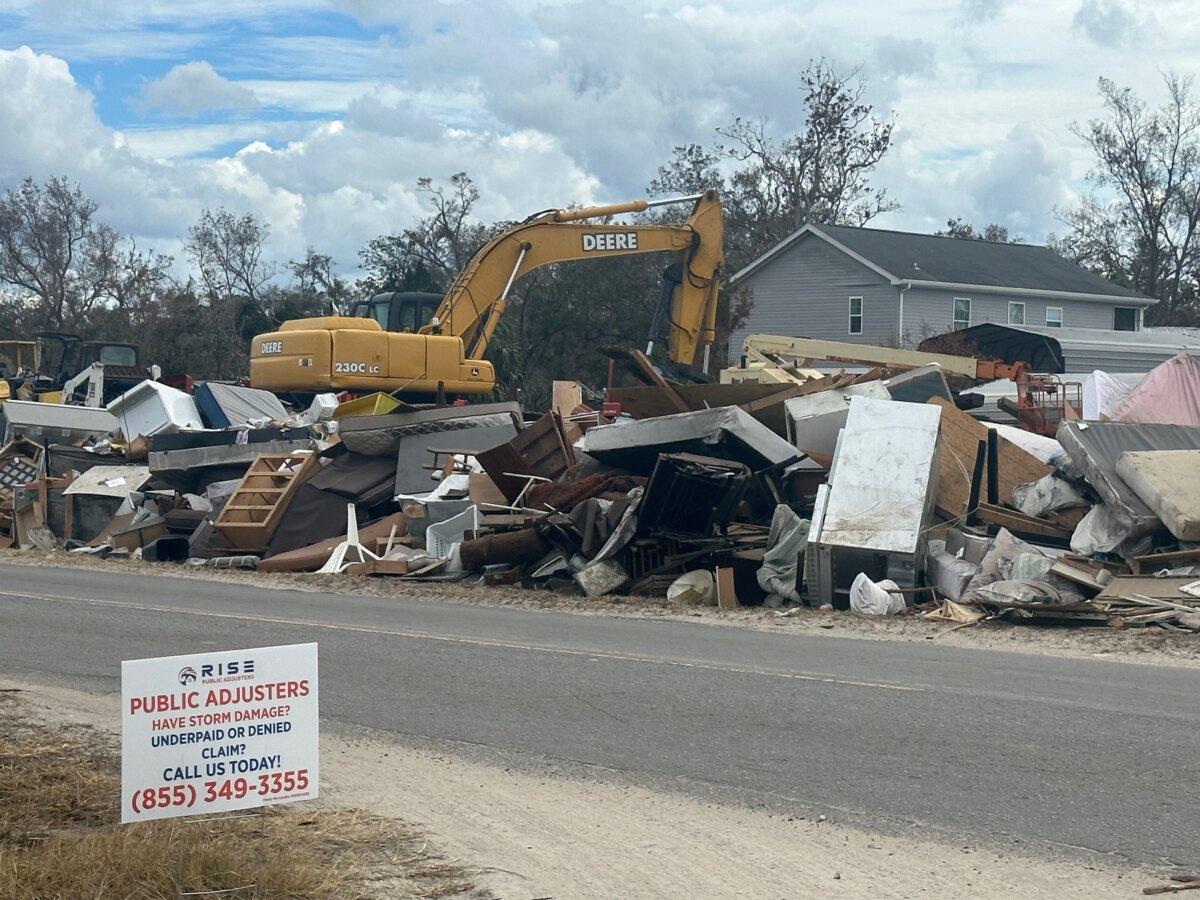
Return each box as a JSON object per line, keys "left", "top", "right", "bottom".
{"left": 1, "top": 62, "right": 1197, "bottom": 403}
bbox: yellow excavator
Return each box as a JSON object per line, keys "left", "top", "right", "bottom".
{"left": 249, "top": 191, "right": 723, "bottom": 398}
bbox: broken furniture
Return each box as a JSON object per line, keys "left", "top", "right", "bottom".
{"left": 266, "top": 452, "right": 397, "bottom": 556}
{"left": 637, "top": 453, "right": 750, "bottom": 537}
{"left": 0, "top": 437, "right": 43, "bottom": 491}
{"left": 806, "top": 397, "right": 941, "bottom": 607}
{"left": 316, "top": 504, "right": 380, "bottom": 574}
{"left": 257, "top": 512, "right": 406, "bottom": 573}
{"left": 476, "top": 411, "right": 576, "bottom": 503}
{"left": 0, "top": 399, "right": 117, "bottom": 446}
{"left": 0, "top": 437, "right": 46, "bottom": 548}
{"left": 107, "top": 379, "right": 202, "bottom": 440}
{"left": 213, "top": 451, "right": 318, "bottom": 551}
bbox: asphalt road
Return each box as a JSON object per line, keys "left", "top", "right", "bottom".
{"left": 0, "top": 562, "right": 1195, "bottom": 869}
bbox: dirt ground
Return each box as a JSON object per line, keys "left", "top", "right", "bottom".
{"left": 1, "top": 677, "right": 1163, "bottom": 899}
{"left": 3, "top": 548, "right": 1199, "bottom": 669}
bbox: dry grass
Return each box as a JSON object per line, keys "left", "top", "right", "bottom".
{"left": 0, "top": 693, "right": 477, "bottom": 899}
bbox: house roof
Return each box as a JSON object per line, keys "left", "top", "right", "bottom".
{"left": 731, "top": 223, "right": 1156, "bottom": 304}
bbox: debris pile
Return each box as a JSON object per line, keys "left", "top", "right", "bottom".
{"left": 2, "top": 347, "right": 1200, "bottom": 633}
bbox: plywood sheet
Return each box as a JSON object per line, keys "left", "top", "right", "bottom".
{"left": 928, "top": 397, "right": 1051, "bottom": 521}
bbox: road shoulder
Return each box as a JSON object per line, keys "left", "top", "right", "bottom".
{"left": 3, "top": 550, "right": 1198, "bottom": 670}
{"left": 1, "top": 676, "right": 1155, "bottom": 899}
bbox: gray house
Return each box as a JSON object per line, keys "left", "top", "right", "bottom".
{"left": 727, "top": 223, "right": 1156, "bottom": 357}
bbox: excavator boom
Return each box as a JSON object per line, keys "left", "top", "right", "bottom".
{"left": 428, "top": 190, "right": 723, "bottom": 367}
{"left": 250, "top": 191, "right": 723, "bottom": 397}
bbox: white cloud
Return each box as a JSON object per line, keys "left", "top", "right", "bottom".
{"left": 4, "top": 0, "right": 1200, "bottom": 267}
{"left": 138, "top": 61, "right": 259, "bottom": 115}
{"left": 958, "top": 0, "right": 1008, "bottom": 23}
{"left": 959, "top": 125, "right": 1075, "bottom": 234}
{"left": 1073, "top": 0, "right": 1154, "bottom": 48}
{"left": 873, "top": 36, "right": 937, "bottom": 80}
{"left": 0, "top": 46, "right": 598, "bottom": 270}
{"left": 120, "top": 120, "right": 315, "bottom": 160}
{"left": 876, "top": 124, "right": 1074, "bottom": 239}
{"left": 374, "top": 2, "right": 831, "bottom": 196}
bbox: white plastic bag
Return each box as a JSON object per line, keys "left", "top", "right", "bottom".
{"left": 1083, "top": 370, "right": 1133, "bottom": 421}
{"left": 849, "top": 573, "right": 906, "bottom": 615}
{"left": 1011, "top": 474, "right": 1088, "bottom": 517}
{"left": 1070, "top": 503, "right": 1133, "bottom": 555}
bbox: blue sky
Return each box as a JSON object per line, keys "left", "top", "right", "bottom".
{"left": 0, "top": 0, "right": 1196, "bottom": 273}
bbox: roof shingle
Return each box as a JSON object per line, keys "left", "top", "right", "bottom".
{"left": 736, "top": 222, "right": 1152, "bottom": 302}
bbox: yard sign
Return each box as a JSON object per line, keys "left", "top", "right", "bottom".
{"left": 121, "top": 642, "right": 318, "bottom": 823}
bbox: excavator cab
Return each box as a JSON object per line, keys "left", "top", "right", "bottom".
{"left": 349, "top": 292, "right": 443, "bottom": 334}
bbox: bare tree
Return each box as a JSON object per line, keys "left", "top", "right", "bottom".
{"left": 400, "top": 173, "right": 492, "bottom": 286}
{"left": 651, "top": 60, "right": 897, "bottom": 270}
{"left": 936, "top": 218, "right": 1021, "bottom": 243}
{"left": 0, "top": 176, "right": 96, "bottom": 327}
{"left": 288, "top": 248, "right": 348, "bottom": 310}
{"left": 1056, "top": 74, "right": 1200, "bottom": 323}
{"left": 357, "top": 173, "right": 494, "bottom": 295}
{"left": 0, "top": 176, "right": 173, "bottom": 328}
{"left": 81, "top": 224, "right": 174, "bottom": 314}
{"left": 184, "top": 208, "right": 276, "bottom": 311}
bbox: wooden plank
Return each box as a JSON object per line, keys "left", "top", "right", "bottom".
{"left": 1049, "top": 558, "right": 1111, "bottom": 593}
{"left": 476, "top": 442, "right": 534, "bottom": 504}
{"left": 974, "top": 502, "right": 1072, "bottom": 541}
{"left": 621, "top": 348, "right": 690, "bottom": 413}
{"left": 1097, "top": 576, "right": 1200, "bottom": 603}
{"left": 928, "top": 397, "right": 1052, "bottom": 522}
{"left": 743, "top": 333, "right": 982, "bottom": 378}
{"left": 1130, "top": 547, "right": 1200, "bottom": 575}
{"left": 715, "top": 566, "right": 741, "bottom": 610}
{"left": 551, "top": 381, "right": 583, "bottom": 418}
{"left": 552, "top": 380, "right": 585, "bottom": 443}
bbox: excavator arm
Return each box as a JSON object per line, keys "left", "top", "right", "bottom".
{"left": 426, "top": 190, "right": 724, "bottom": 371}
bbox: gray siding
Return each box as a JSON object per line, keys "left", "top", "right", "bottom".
{"left": 728, "top": 235, "right": 899, "bottom": 359}
{"left": 901, "top": 287, "right": 1149, "bottom": 347}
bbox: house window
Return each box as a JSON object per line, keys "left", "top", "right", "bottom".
{"left": 1008, "top": 301, "right": 1026, "bottom": 325}
{"left": 1114, "top": 307, "right": 1138, "bottom": 331}
{"left": 1046, "top": 307, "right": 1063, "bottom": 328}
{"left": 848, "top": 296, "right": 863, "bottom": 335}
{"left": 952, "top": 297, "right": 971, "bottom": 330}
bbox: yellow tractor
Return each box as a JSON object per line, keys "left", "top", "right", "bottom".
{"left": 249, "top": 191, "right": 724, "bottom": 398}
